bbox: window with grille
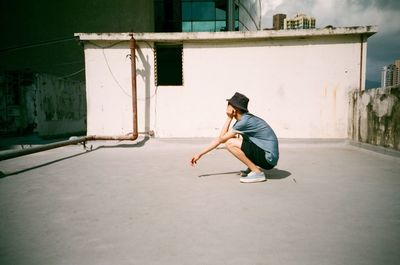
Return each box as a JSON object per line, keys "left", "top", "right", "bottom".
{"left": 155, "top": 43, "right": 183, "bottom": 86}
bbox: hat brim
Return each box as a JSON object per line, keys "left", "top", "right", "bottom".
{"left": 226, "top": 99, "right": 248, "bottom": 112}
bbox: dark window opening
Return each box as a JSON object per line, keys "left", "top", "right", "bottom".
{"left": 155, "top": 44, "right": 183, "bottom": 86}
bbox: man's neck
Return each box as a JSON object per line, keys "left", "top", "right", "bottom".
{"left": 235, "top": 112, "right": 243, "bottom": 121}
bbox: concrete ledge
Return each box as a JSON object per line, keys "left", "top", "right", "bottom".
{"left": 279, "top": 138, "right": 347, "bottom": 144}
{"left": 347, "top": 140, "right": 400, "bottom": 157}
{"left": 75, "top": 26, "right": 377, "bottom": 42}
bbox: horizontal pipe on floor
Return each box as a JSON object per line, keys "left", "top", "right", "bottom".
{"left": 86, "top": 130, "right": 154, "bottom": 141}
{"left": 0, "top": 131, "right": 154, "bottom": 161}
{"left": 0, "top": 136, "right": 88, "bottom": 161}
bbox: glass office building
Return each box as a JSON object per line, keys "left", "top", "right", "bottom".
{"left": 154, "top": 0, "right": 261, "bottom": 32}
{"left": 182, "top": 0, "right": 237, "bottom": 32}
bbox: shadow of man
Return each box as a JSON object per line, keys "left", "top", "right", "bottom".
{"left": 199, "top": 168, "right": 291, "bottom": 179}
{"left": 262, "top": 168, "right": 291, "bottom": 179}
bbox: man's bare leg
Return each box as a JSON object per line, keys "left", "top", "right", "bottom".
{"left": 225, "top": 138, "right": 262, "bottom": 173}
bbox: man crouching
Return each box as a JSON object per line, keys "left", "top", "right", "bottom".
{"left": 190, "top": 92, "right": 279, "bottom": 183}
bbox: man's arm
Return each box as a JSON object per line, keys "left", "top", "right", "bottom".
{"left": 219, "top": 116, "right": 232, "bottom": 138}
{"left": 190, "top": 117, "right": 237, "bottom": 166}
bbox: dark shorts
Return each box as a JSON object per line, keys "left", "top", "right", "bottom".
{"left": 241, "top": 138, "right": 275, "bottom": 170}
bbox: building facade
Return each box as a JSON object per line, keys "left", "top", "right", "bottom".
{"left": 381, "top": 64, "right": 399, "bottom": 88}
{"left": 381, "top": 65, "right": 394, "bottom": 88}
{"left": 284, "top": 14, "right": 316, "bottom": 30}
{"left": 77, "top": 26, "right": 376, "bottom": 138}
{"left": 393, "top": 59, "right": 400, "bottom": 86}
{"left": 0, "top": 0, "right": 154, "bottom": 82}
{"left": 273, "top": 13, "right": 286, "bottom": 30}
{"left": 1, "top": 0, "right": 260, "bottom": 82}
{"left": 155, "top": 0, "right": 261, "bottom": 32}
{"left": 237, "top": 0, "right": 262, "bottom": 31}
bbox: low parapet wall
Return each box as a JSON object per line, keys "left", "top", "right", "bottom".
{"left": 35, "top": 74, "right": 86, "bottom": 138}
{"left": 349, "top": 85, "right": 400, "bottom": 151}
{"left": 0, "top": 72, "right": 86, "bottom": 138}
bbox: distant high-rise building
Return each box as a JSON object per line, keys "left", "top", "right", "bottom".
{"left": 273, "top": 13, "right": 286, "bottom": 30}
{"left": 393, "top": 59, "right": 400, "bottom": 86}
{"left": 381, "top": 60, "right": 400, "bottom": 88}
{"left": 284, "top": 14, "right": 316, "bottom": 29}
{"left": 381, "top": 64, "right": 396, "bottom": 88}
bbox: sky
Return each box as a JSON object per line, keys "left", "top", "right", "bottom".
{"left": 260, "top": 0, "right": 400, "bottom": 82}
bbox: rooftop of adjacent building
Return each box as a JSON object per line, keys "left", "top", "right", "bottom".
{"left": 75, "top": 25, "right": 377, "bottom": 41}
{"left": 1, "top": 136, "right": 399, "bottom": 264}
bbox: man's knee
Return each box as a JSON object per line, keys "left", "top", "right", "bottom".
{"left": 225, "top": 138, "right": 234, "bottom": 149}
{"left": 225, "top": 138, "right": 241, "bottom": 150}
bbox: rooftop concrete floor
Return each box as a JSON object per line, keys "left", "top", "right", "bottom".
{"left": 0, "top": 137, "right": 399, "bottom": 265}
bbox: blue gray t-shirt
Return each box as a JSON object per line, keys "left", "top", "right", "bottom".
{"left": 232, "top": 113, "right": 279, "bottom": 166}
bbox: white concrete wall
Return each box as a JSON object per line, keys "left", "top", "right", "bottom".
{"left": 84, "top": 34, "right": 366, "bottom": 139}
{"left": 84, "top": 41, "right": 155, "bottom": 136}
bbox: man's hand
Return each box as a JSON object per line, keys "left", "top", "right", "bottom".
{"left": 226, "top": 108, "right": 235, "bottom": 119}
{"left": 190, "top": 154, "right": 201, "bottom": 166}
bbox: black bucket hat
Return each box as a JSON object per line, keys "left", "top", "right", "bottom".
{"left": 227, "top": 92, "right": 249, "bottom": 112}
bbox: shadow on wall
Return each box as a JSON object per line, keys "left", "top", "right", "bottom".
{"left": 136, "top": 44, "right": 152, "bottom": 134}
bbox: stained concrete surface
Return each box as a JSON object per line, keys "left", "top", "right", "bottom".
{"left": 0, "top": 137, "right": 399, "bottom": 265}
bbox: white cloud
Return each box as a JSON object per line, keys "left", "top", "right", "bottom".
{"left": 261, "top": 0, "right": 400, "bottom": 81}
{"left": 261, "top": 0, "right": 284, "bottom": 16}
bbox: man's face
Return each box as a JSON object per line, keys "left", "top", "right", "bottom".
{"left": 226, "top": 104, "right": 236, "bottom": 118}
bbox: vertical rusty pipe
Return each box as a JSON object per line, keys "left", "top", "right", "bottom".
{"left": 130, "top": 35, "right": 139, "bottom": 140}
{"left": 359, "top": 34, "right": 364, "bottom": 92}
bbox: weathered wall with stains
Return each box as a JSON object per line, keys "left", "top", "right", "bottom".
{"left": 0, "top": 72, "right": 86, "bottom": 137}
{"left": 0, "top": 72, "right": 37, "bottom": 135}
{"left": 349, "top": 85, "right": 400, "bottom": 150}
{"left": 36, "top": 74, "right": 86, "bottom": 137}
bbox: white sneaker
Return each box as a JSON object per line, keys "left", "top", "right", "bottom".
{"left": 240, "top": 171, "right": 266, "bottom": 183}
